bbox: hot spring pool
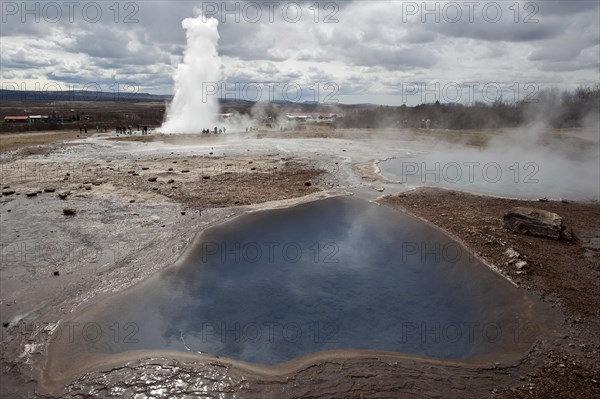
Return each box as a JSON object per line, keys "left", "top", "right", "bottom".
{"left": 48, "top": 197, "right": 554, "bottom": 368}
{"left": 379, "top": 154, "right": 600, "bottom": 201}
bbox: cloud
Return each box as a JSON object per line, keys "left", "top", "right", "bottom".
{"left": 0, "top": 0, "right": 598, "bottom": 103}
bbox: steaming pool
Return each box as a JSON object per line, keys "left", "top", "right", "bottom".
{"left": 47, "top": 197, "right": 557, "bottom": 377}
{"left": 379, "top": 153, "right": 600, "bottom": 201}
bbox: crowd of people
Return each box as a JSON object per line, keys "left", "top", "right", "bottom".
{"left": 116, "top": 125, "right": 149, "bottom": 134}
{"left": 202, "top": 127, "right": 227, "bottom": 134}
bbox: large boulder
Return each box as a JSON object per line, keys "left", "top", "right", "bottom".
{"left": 503, "top": 207, "right": 563, "bottom": 239}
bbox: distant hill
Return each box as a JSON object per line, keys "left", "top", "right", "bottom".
{"left": 0, "top": 89, "right": 172, "bottom": 102}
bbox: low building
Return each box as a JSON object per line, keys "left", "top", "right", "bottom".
{"left": 29, "top": 115, "right": 49, "bottom": 123}
{"left": 3, "top": 115, "right": 50, "bottom": 123}
{"left": 4, "top": 116, "right": 30, "bottom": 123}
{"left": 285, "top": 113, "right": 339, "bottom": 122}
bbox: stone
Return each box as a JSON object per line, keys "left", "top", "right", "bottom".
{"left": 304, "top": 181, "right": 312, "bottom": 187}
{"left": 43, "top": 188, "right": 56, "bottom": 192}
{"left": 167, "top": 179, "right": 175, "bottom": 184}
{"left": 505, "top": 247, "right": 528, "bottom": 270}
{"left": 505, "top": 248, "right": 520, "bottom": 260}
{"left": 561, "top": 227, "right": 574, "bottom": 242}
{"left": 58, "top": 190, "right": 70, "bottom": 199}
{"left": 53, "top": 271, "right": 60, "bottom": 276}
{"left": 26, "top": 190, "right": 38, "bottom": 197}
{"left": 63, "top": 208, "right": 76, "bottom": 215}
{"left": 181, "top": 170, "right": 190, "bottom": 173}
{"left": 515, "top": 260, "right": 528, "bottom": 270}
{"left": 503, "top": 207, "right": 563, "bottom": 239}
{"left": 2, "top": 189, "right": 15, "bottom": 195}
{"left": 148, "top": 176, "right": 158, "bottom": 182}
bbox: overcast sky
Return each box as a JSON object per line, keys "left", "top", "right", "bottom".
{"left": 1, "top": 0, "right": 599, "bottom": 105}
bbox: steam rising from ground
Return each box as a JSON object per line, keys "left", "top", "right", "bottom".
{"left": 381, "top": 121, "right": 600, "bottom": 201}
{"left": 159, "top": 13, "right": 220, "bottom": 134}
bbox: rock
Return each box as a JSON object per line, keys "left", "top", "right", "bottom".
{"left": 142, "top": 167, "right": 150, "bottom": 170}
{"left": 168, "top": 168, "right": 173, "bottom": 171}
{"left": 91, "top": 181, "right": 102, "bottom": 186}
{"left": 43, "top": 188, "right": 56, "bottom": 192}
{"left": 505, "top": 247, "right": 528, "bottom": 270}
{"left": 148, "top": 176, "right": 158, "bottom": 182}
{"left": 181, "top": 211, "right": 186, "bottom": 215}
{"left": 84, "top": 184, "right": 92, "bottom": 190}
{"left": 151, "top": 215, "right": 160, "bottom": 223}
{"left": 515, "top": 260, "right": 528, "bottom": 270}
{"left": 505, "top": 248, "right": 520, "bottom": 260}
{"left": 202, "top": 175, "right": 210, "bottom": 179}
{"left": 58, "top": 190, "right": 70, "bottom": 199}
{"left": 26, "top": 190, "right": 38, "bottom": 197}
{"left": 561, "top": 227, "right": 574, "bottom": 242}
{"left": 129, "top": 199, "right": 135, "bottom": 203}
{"left": 53, "top": 271, "right": 60, "bottom": 276}
{"left": 304, "top": 181, "right": 312, "bottom": 187}
{"left": 538, "top": 197, "right": 549, "bottom": 202}
{"left": 181, "top": 170, "right": 190, "bottom": 173}
{"left": 375, "top": 187, "right": 384, "bottom": 192}
{"left": 63, "top": 208, "right": 76, "bottom": 215}
{"left": 167, "top": 179, "right": 175, "bottom": 184}
{"left": 503, "top": 207, "right": 563, "bottom": 239}
{"left": 2, "top": 189, "right": 15, "bottom": 195}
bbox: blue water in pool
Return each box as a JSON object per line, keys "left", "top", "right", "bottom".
{"left": 78, "top": 197, "right": 535, "bottom": 364}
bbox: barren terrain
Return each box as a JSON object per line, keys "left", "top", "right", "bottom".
{"left": 0, "top": 127, "right": 598, "bottom": 398}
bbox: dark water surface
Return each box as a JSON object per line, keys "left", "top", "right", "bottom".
{"left": 65, "top": 197, "right": 542, "bottom": 364}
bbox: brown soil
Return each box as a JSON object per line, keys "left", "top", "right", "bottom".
{"left": 0, "top": 130, "right": 85, "bottom": 153}
{"left": 107, "top": 156, "right": 324, "bottom": 209}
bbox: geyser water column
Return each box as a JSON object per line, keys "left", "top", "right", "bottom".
{"left": 159, "top": 13, "right": 221, "bottom": 133}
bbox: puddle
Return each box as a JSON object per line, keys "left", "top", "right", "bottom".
{"left": 46, "top": 197, "right": 559, "bottom": 380}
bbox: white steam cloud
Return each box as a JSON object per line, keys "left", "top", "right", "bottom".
{"left": 159, "top": 13, "right": 221, "bottom": 134}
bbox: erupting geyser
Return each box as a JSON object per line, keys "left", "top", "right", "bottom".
{"left": 159, "top": 13, "right": 221, "bottom": 133}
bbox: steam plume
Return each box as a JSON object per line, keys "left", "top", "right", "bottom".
{"left": 159, "top": 13, "right": 220, "bottom": 133}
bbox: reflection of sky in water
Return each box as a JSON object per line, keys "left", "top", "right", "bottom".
{"left": 84, "top": 197, "right": 528, "bottom": 364}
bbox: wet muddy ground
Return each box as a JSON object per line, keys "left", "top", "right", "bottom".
{"left": 0, "top": 128, "right": 599, "bottom": 398}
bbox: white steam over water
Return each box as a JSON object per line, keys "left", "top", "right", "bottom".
{"left": 380, "top": 124, "right": 600, "bottom": 201}
{"left": 159, "top": 13, "right": 220, "bottom": 134}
